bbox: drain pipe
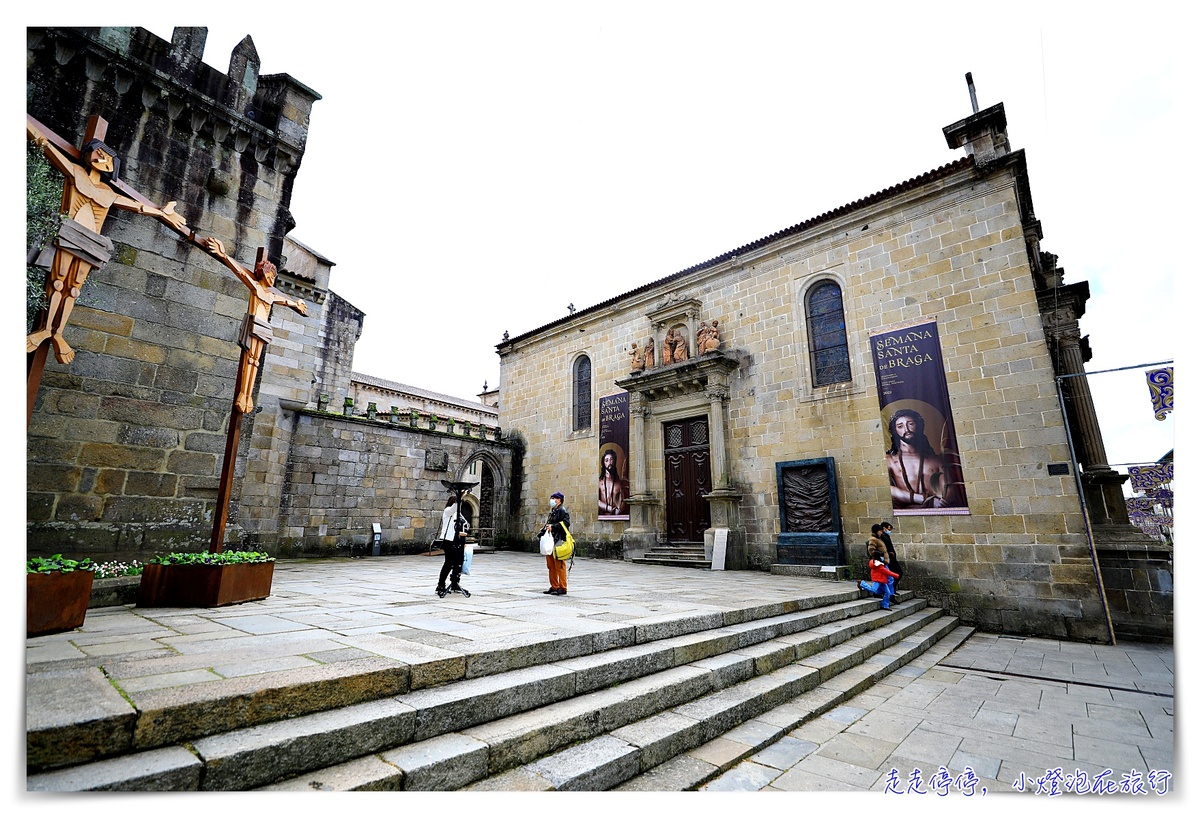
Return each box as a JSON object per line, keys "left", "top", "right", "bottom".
{"left": 1054, "top": 373, "right": 1116, "bottom": 646}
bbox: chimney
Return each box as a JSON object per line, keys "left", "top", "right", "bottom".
{"left": 942, "top": 73, "right": 1010, "bottom": 166}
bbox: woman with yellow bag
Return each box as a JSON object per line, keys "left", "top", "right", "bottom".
{"left": 540, "top": 491, "right": 572, "bottom": 596}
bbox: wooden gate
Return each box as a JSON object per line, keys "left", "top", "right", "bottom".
{"left": 664, "top": 416, "right": 712, "bottom": 542}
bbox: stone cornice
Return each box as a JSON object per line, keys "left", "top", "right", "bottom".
{"left": 615, "top": 352, "right": 740, "bottom": 402}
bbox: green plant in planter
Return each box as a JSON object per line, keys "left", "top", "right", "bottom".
{"left": 138, "top": 551, "right": 276, "bottom": 608}
{"left": 147, "top": 551, "right": 274, "bottom": 566}
{"left": 27, "top": 554, "right": 97, "bottom": 637}
{"left": 27, "top": 554, "right": 96, "bottom": 574}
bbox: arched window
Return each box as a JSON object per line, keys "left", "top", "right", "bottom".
{"left": 805, "top": 281, "right": 851, "bottom": 386}
{"left": 573, "top": 355, "right": 592, "bottom": 430}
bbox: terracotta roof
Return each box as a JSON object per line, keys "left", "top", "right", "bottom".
{"left": 498, "top": 156, "right": 977, "bottom": 349}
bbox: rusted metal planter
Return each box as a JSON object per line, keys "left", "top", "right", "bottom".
{"left": 27, "top": 570, "right": 95, "bottom": 637}
{"left": 136, "top": 561, "right": 274, "bottom": 608}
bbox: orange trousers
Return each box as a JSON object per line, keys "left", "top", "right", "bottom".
{"left": 545, "top": 555, "right": 567, "bottom": 591}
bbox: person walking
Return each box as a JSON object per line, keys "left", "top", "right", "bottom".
{"left": 434, "top": 494, "right": 470, "bottom": 598}
{"left": 879, "top": 520, "right": 902, "bottom": 586}
{"left": 541, "top": 491, "right": 570, "bottom": 596}
{"left": 866, "top": 524, "right": 889, "bottom": 566}
{"left": 864, "top": 542, "right": 899, "bottom": 609}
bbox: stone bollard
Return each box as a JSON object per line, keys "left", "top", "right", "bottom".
{"left": 343, "top": 397, "right": 354, "bottom": 416}
{"left": 317, "top": 393, "right": 330, "bottom": 412}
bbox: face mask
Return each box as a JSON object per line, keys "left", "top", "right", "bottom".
{"left": 549, "top": 499, "right": 557, "bottom": 508}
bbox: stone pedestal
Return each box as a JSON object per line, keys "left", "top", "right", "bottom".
{"left": 622, "top": 494, "right": 658, "bottom": 561}
{"left": 1092, "top": 524, "right": 1173, "bottom": 643}
{"left": 704, "top": 487, "right": 744, "bottom": 569}
{"left": 1081, "top": 467, "right": 1134, "bottom": 527}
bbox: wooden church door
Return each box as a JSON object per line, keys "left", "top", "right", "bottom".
{"left": 663, "top": 416, "right": 712, "bottom": 542}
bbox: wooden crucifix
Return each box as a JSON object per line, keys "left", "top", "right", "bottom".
{"left": 204, "top": 238, "right": 308, "bottom": 551}
{"left": 26, "top": 113, "right": 193, "bottom": 424}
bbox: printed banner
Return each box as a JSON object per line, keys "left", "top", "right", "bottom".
{"left": 598, "top": 392, "right": 631, "bottom": 520}
{"left": 1146, "top": 367, "right": 1173, "bottom": 421}
{"left": 1128, "top": 463, "right": 1173, "bottom": 493}
{"left": 870, "top": 319, "right": 969, "bottom": 516}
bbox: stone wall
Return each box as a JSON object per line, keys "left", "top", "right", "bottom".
{"left": 498, "top": 145, "right": 1110, "bottom": 641}
{"left": 26, "top": 26, "right": 521, "bottom": 564}
{"left": 1097, "top": 540, "right": 1173, "bottom": 643}
{"left": 273, "top": 411, "right": 513, "bottom": 556}
{"left": 26, "top": 26, "right": 328, "bottom": 560}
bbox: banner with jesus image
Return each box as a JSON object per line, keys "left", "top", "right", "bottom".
{"left": 598, "top": 392, "right": 631, "bottom": 520}
{"left": 870, "top": 319, "right": 969, "bottom": 516}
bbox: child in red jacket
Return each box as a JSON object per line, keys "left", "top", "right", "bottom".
{"left": 860, "top": 545, "right": 900, "bottom": 609}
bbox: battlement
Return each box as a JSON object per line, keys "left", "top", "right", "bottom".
{"left": 28, "top": 27, "right": 320, "bottom": 178}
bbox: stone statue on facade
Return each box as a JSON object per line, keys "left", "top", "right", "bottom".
{"left": 203, "top": 237, "right": 308, "bottom": 414}
{"left": 698, "top": 320, "right": 722, "bottom": 354}
{"left": 26, "top": 118, "right": 189, "bottom": 364}
{"left": 660, "top": 329, "right": 673, "bottom": 366}
{"left": 672, "top": 327, "right": 689, "bottom": 362}
{"left": 630, "top": 341, "right": 644, "bottom": 372}
{"left": 644, "top": 336, "right": 656, "bottom": 370}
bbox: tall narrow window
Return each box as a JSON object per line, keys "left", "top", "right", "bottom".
{"left": 806, "top": 281, "right": 851, "bottom": 386}
{"left": 573, "top": 355, "right": 592, "bottom": 430}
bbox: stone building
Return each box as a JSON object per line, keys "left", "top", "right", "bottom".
{"left": 348, "top": 374, "right": 500, "bottom": 438}
{"left": 26, "top": 26, "right": 513, "bottom": 560}
{"left": 497, "top": 98, "right": 1165, "bottom": 642}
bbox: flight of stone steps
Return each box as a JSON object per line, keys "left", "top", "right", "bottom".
{"left": 630, "top": 542, "right": 710, "bottom": 569}
{"left": 28, "top": 591, "right": 969, "bottom": 792}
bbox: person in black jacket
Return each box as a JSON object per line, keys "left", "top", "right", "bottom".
{"left": 879, "top": 520, "right": 901, "bottom": 587}
{"left": 541, "top": 491, "right": 570, "bottom": 596}
{"left": 434, "top": 494, "right": 470, "bottom": 598}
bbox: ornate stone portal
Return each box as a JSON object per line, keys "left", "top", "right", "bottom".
{"left": 617, "top": 296, "right": 744, "bottom": 568}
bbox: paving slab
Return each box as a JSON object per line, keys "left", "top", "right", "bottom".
{"left": 24, "top": 554, "right": 1175, "bottom": 796}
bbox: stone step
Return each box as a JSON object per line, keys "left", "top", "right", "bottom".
{"left": 27, "top": 589, "right": 922, "bottom": 791}
{"left": 616, "top": 624, "right": 976, "bottom": 791}
{"left": 631, "top": 558, "right": 712, "bottom": 569}
{"left": 492, "top": 619, "right": 971, "bottom": 793}
{"left": 255, "top": 600, "right": 938, "bottom": 791}
{"left": 28, "top": 583, "right": 890, "bottom": 776}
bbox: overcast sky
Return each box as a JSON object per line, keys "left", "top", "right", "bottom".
{"left": 14, "top": 3, "right": 1187, "bottom": 471}
{"left": 144, "top": 2, "right": 1187, "bottom": 472}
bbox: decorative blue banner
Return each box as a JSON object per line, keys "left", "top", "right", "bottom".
{"left": 1146, "top": 367, "right": 1173, "bottom": 421}
{"left": 1128, "top": 463, "right": 1173, "bottom": 492}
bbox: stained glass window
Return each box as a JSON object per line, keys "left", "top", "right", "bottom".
{"left": 806, "top": 281, "right": 851, "bottom": 386}
{"left": 573, "top": 355, "right": 592, "bottom": 430}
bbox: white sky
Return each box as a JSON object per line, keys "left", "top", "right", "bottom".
{"left": 136, "top": 2, "right": 1185, "bottom": 472}
{"left": 10, "top": 3, "right": 1186, "bottom": 471}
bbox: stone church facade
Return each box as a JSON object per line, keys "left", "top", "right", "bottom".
{"left": 26, "top": 27, "right": 513, "bottom": 560}
{"left": 498, "top": 102, "right": 1150, "bottom": 642}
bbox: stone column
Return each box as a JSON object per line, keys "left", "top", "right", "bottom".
{"left": 1044, "top": 309, "right": 1130, "bottom": 527}
{"left": 701, "top": 378, "right": 744, "bottom": 568}
{"left": 622, "top": 392, "right": 657, "bottom": 560}
{"left": 707, "top": 382, "right": 731, "bottom": 489}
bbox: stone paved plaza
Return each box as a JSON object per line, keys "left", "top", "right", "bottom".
{"left": 24, "top": 553, "right": 1175, "bottom": 798}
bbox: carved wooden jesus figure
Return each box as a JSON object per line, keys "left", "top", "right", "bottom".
{"left": 27, "top": 123, "right": 188, "bottom": 363}
{"left": 203, "top": 238, "right": 308, "bottom": 414}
